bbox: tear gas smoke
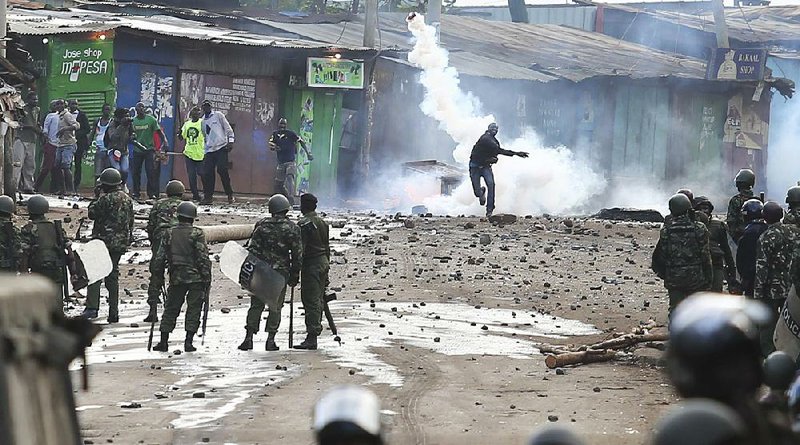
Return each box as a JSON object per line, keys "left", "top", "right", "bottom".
{"left": 405, "top": 13, "right": 606, "bottom": 216}
{"left": 766, "top": 94, "right": 800, "bottom": 200}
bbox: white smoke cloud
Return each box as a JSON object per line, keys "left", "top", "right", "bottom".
{"left": 404, "top": 13, "right": 607, "bottom": 216}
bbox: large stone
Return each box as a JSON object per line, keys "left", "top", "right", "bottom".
{"left": 479, "top": 234, "right": 492, "bottom": 246}
{"left": 489, "top": 213, "right": 517, "bottom": 225}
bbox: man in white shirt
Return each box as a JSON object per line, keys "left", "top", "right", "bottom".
{"left": 34, "top": 100, "right": 62, "bottom": 193}
{"left": 199, "top": 100, "right": 235, "bottom": 204}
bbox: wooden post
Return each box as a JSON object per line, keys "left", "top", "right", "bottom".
{"left": 712, "top": 0, "right": 730, "bottom": 48}
{"left": 363, "top": 0, "right": 377, "bottom": 48}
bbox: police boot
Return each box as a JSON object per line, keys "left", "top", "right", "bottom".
{"left": 266, "top": 332, "right": 280, "bottom": 351}
{"left": 184, "top": 331, "right": 197, "bottom": 353}
{"left": 237, "top": 331, "right": 253, "bottom": 351}
{"left": 293, "top": 334, "right": 317, "bottom": 350}
{"left": 81, "top": 308, "right": 99, "bottom": 320}
{"left": 143, "top": 305, "right": 158, "bottom": 323}
{"left": 153, "top": 332, "right": 169, "bottom": 352}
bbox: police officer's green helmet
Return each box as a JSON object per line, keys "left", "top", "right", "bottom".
{"left": 176, "top": 201, "right": 197, "bottom": 219}
{"left": 0, "top": 195, "right": 15, "bottom": 216}
{"left": 166, "top": 180, "right": 185, "bottom": 197}
{"left": 27, "top": 195, "right": 49, "bottom": 216}
{"left": 786, "top": 186, "right": 800, "bottom": 206}
{"left": 734, "top": 168, "right": 755, "bottom": 188}
{"left": 668, "top": 193, "right": 692, "bottom": 216}
{"left": 762, "top": 201, "right": 783, "bottom": 224}
{"left": 652, "top": 399, "right": 746, "bottom": 445}
{"left": 268, "top": 194, "right": 291, "bottom": 214}
{"left": 99, "top": 167, "right": 122, "bottom": 186}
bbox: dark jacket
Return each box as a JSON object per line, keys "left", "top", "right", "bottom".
{"left": 737, "top": 220, "right": 768, "bottom": 296}
{"left": 469, "top": 132, "right": 515, "bottom": 166}
{"left": 74, "top": 110, "right": 91, "bottom": 147}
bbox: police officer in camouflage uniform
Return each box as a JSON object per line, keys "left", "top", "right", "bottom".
{"left": 82, "top": 168, "right": 134, "bottom": 322}
{"left": 754, "top": 201, "right": 794, "bottom": 356}
{"left": 651, "top": 194, "right": 712, "bottom": 316}
{"left": 737, "top": 199, "right": 768, "bottom": 298}
{"left": 151, "top": 201, "right": 211, "bottom": 353}
{"left": 19, "top": 195, "right": 70, "bottom": 289}
{"left": 238, "top": 194, "right": 302, "bottom": 352}
{"left": 144, "top": 180, "right": 185, "bottom": 323}
{"left": 694, "top": 196, "right": 737, "bottom": 293}
{"left": 784, "top": 186, "right": 800, "bottom": 227}
{"left": 727, "top": 169, "right": 756, "bottom": 243}
{"left": 0, "top": 196, "right": 20, "bottom": 272}
{"left": 294, "top": 193, "right": 330, "bottom": 350}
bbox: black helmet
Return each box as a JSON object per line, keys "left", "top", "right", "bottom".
{"left": 0, "top": 195, "right": 14, "bottom": 216}
{"left": 734, "top": 168, "right": 756, "bottom": 188}
{"left": 27, "top": 195, "right": 49, "bottom": 216}
{"left": 165, "top": 180, "right": 185, "bottom": 197}
{"left": 176, "top": 201, "right": 197, "bottom": 219}
{"left": 527, "top": 426, "right": 586, "bottom": 445}
{"left": 676, "top": 188, "right": 694, "bottom": 203}
{"left": 268, "top": 194, "right": 291, "bottom": 214}
{"left": 786, "top": 186, "right": 800, "bottom": 206}
{"left": 668, "top": 193, "right": 692, "bottom": 216}
{"left": 693, "top": 195, "right": 714, "bottom": 213}
{"left": 667, "top": 293, "right": 769, "bottom": 400}
{"left": 487, "top": 122, "right": 499, "bottom": 135}
{"left": 762, "top": 201, "right": 784, "bottom": 224}
{"left": 314, "top": 386, "right": 383, "bottom": 445}
{"left": 652, "top": 399, "right": 746, "bottom": 445}
{"left": 741, "top": 199, "right": 764, "bottom": 221}
{"left": 763, "top": 351, "right": 797, "bottom": 391}
{"left": 278, "top": 117, "right": 288, "bottom": 127}
{"left": 98, "top": 167, "right": 122, "bottom": 186}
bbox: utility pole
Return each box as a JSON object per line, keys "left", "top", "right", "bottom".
{"left": 0, "top": 0, "right": 6, "bottom": 58}
{"left": 363, "top": 0, "right": 377, "bottom": 48}
{"left": 712, "top": 0, "right": 729, "bottom": 48}
{"left": 428, "top": 0, "right": 442, "bottom": 41}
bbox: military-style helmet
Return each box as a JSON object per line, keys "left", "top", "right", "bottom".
{"left": 27, "top": 195, "right": 49, "bottom": 215}
{"left": 762, "top": 201, "right": 784, "bottom": 224}
{"left": 667, "top": 293, "right": 768, "bottom": 400}
{"left": 734, "top": 168, "right": 756, "bottom": 187}
{"left": 527, "top": 426, "right": 586, "bottom": 445}
{"left": 176, "top": 201, "right": 197, "bottom": 219}
{"left": 98, "top": 167, "right": 122, "bottom": 186}
{"left": 676, "top": 188, "right": 694, "bottom": 203}
{"left": 763, "top": 351, "right": 797, "bottom": 391}
{"left": 693, "top": 195, "right": 714, "bottom": 213}
{"left": 786, "top": 186, "right": 800, "bottom": 205}
{"left": 314, "top": 385, "right": 383, "bottom": 445}
{"left": 652, "top": 399, "right": 746, "bottom": 445}
{"left": 741, "top": 199, "right": 764, "bottom": 221}
{"left": 268, "top": 194, "right": 291, "bottom": 214}
{"left": 0, "top": 195, "right": 14, "bottom": 216}
{"left": 278, "top": 117, "right": 288, "bottom": 127}
{"left": 165, "top": 180, "right": 185, "bottom": 197}
{"left": 668, "top": 193, "right": 692, "bottom": 216}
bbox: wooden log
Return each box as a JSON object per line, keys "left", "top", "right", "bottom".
{"left": 545, "top": 349, "right": 620, "bottom": 369}
{"left": 588, "top": 332, "right": 669, "bottom": 351}
{"left": 198, "top": 224, "right": 255, "bottom": 243}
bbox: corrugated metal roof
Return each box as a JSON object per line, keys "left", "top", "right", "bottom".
{"left": 257, "top": 13, "right": 708, "bottom": 82}
{"left": 606, "top": 4, "right": 800, "bottom": 45}
{"left": 7, "top": 7, "right": 372, "bottom": 50}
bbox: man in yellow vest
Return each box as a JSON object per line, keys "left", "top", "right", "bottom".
{"left": 178, "top": 107, "right": 206, "bottom": 201}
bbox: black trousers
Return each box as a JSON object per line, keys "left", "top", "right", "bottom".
{"left": 185, "top": 157, "right": 205, "bottom": 199}
{"left": 203, "top": 149, "right": 233, "bottom": 200}
{"left": 132, "top": 150, "right": 158, "bottom": 198}
{"left": 73, "top": 141, "right": 89, "bottom": 190}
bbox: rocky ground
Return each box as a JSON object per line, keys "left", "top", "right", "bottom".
{"left": 41, "top": 196, "right": 680, "bottom": 445}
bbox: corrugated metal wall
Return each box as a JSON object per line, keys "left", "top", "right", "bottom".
{"left": 611, "top": 84, "right": 670, "bottom": 180}
{"left": 452, "top": 6, "right": 597, "bottom": 30}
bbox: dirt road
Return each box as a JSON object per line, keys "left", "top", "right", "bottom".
{"left": 52, "top": 199, "right": 677, "bottom": 444}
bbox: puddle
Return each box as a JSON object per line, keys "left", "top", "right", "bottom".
{"left": 323, "top": 301, "right": 598, "bottom": 386}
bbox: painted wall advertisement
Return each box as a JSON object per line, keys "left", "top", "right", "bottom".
{"left": 49, "top": 39, "right": 115, "bottom": 91}
{"left": 706, "top": 48, "right": 767, "bottom": 81}
{"left": 724, "top": 93, "right": 769, "bottom": 150}
{"left": 307, "top": 57, "right": 364, "bottom": 89}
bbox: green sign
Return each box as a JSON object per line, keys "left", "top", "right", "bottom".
{"left": 50, "top": 39, "right": 115, "bottom": 91}
{"left": 307, "top": 57, "right": 364, "bottom": 89}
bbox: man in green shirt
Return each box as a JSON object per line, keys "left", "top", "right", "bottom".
{"left": 178, "top": 107, "right": 206, "bottom": 201}
{"left": 131, "top": 102, "right": 168, "bottom": 200}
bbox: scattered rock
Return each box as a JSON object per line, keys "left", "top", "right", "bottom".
{"left": 543, "top": 246, "right": 554, "bottom": 254}
{"left": 593, "top": 387, "right": 601, "bottom": 393}
{"left": 563, "top": 218, "right": 574, "bottom": 228}
{"left": 349, "top": 369, "right": 356, "bottom": 375}
{"left": 464, "top": 222, "right": 476, "bottom": 229}
{"left": 479, "top": 234, "right": 491, "bottom": 246}
{"left": 120, "top": 402, "right": 142, "bottom": 409}
{"left": 548, "top": 415, "right": 559, "bottom": 422}
{"left": 404, "top": 219, "right": 416, "bottom": 229}
{"left": 555, "top": 368, "right": 565, "bottom": 375}
{"left": 593, "top": 208, "right": 664, "bottom": 223}
{"left": 192, "top": 392, "right": 206, "bottom": 399}
{"left": 489, "top": 213, "right": 517, "bottom": 225}
{"left": 221, "top": 307, "right": 231, "bottom": 314}
{"left": 433, "top": 337, "right": 441, "bottom": 343}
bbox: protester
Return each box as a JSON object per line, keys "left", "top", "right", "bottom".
{"left": 131, "top": 102, "right": 168, "bottom": 200}
{"left": 92, "top": 103, "right": 112, "bottom": 181}
{"left": 178, "top": 107, "right": 206, "bottom": 201}
{"left": 200, "top": 100, "right": 235, "bottom": 204}
{"left": 33, "top": 100, "right": 59, "bottom": 193}
{"left": 13, "top": 91, "right": 41, "bottom": 193}
{"left": 69, "top": 99, "right": 91, "bottom": 191}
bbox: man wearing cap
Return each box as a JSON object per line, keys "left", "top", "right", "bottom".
{"left": 294, "top": 193, "right": 330, "bottom": 350}
{"left": 269, "top": 117, "right": 312, "bottom": 203}
{"left": 200, "top": 100, "right": 235, "bottom": 204}
{"left": 13, "top": 91, "right": 41, "bottom": 193}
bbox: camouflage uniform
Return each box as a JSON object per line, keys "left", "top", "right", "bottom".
{"left": 299, "top": 211, "right": 330, "bottom": 337}
{"left": 0, "top": 216, "right": 20, "bottom": 272}
{"left": 19, "top": 216, "right": 68, "bottom": 286}
{"left": 651, "top": 214, "right": 712, "bottom": 314}
{"left": 150, "top": 222, "right": 211, "bottom": 334}
{"left": 726, "top": 189, "right": 755, "bottom": 243}
{"left": 783, "top": 208, "right": 800, "bottom": 227}
{"left": 86, "top": 189, "right": 134, "bottom": 319}
{"left": 146, "top": 196, "right": 181, "bottom": 306}
{"left": 703, "top": 217, "right": 737, "bottom": 292}
{"left": 244, "top": 215, "right": 302, "bottom": 334}
{"left": 754, "top": 222, "right": 794, "bottom": 356}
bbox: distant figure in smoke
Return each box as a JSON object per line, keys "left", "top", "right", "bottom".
{"left": 468, "top": 123, "right": 528, "bottom": 218}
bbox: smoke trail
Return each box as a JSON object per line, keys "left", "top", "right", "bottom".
{"left": 405, "top": 13, "right": 606, "bottom": 216}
